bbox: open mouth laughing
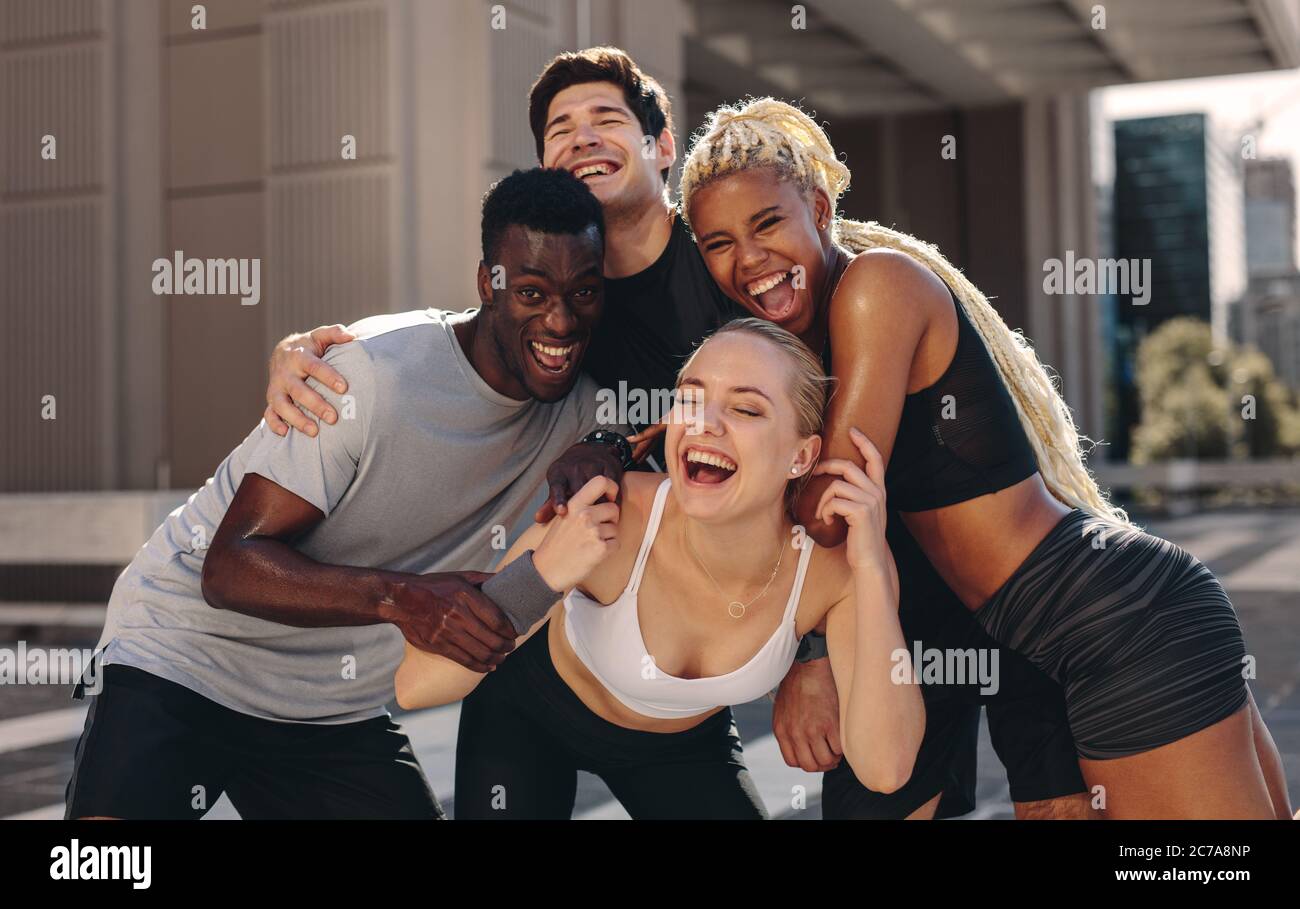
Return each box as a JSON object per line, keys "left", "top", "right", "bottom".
{"left": 682, "top": 445, "right": 738, "bottom": 487}
{"left": 744, "top": 269, "right": 798, "bottom": 321}
{"left": 570, "top": 159, "right": 622, "bottom": 184}
{"left": 528, "top": 339, "right": 579, "bottom": 376}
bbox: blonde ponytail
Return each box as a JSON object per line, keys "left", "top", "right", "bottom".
{"left": 681, "top": 98, "right": 1131, "bottom": 527}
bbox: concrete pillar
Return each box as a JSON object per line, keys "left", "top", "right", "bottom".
{"left": 112, "top": 0, "right": 165, "bottom": 490}
{"left": 162, "top": 0, "right": 266, "bottom": 487}
{"left": 1022, "top": 92, "right": 1105, "bottom": 454}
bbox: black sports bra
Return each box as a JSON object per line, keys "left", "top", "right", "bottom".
{"left": 821, "top": 286, "right": 1038, "bottom": 512}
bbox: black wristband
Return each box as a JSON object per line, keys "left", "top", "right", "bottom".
{"left": 480, "top": 550, "right": 562, "bottom": 635}
{"left": 795, "top": 631, "right": 829, "bottom": 663}
{"left": 580, "top": 429, "right": 635, "bottom": 471}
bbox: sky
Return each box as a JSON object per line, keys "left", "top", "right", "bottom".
{"left": 1095, "top": 66, "right": 1300, "bottom": 262}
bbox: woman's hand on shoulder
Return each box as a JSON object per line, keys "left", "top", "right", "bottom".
{"left": 532, "top": 475, "right": 621, "bottom": 592}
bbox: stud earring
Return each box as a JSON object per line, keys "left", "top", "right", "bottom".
{"left": 791, "top": 466, "right": 799, "bottom": 474}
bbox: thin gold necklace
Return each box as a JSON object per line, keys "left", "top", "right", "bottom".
{"left": 684, "top": 522, "right": 785, "bottom": 619}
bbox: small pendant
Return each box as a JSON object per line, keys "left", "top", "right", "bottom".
{"left": 728, "top": 601, "right": 746, "bottom": 619}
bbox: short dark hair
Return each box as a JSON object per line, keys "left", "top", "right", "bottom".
{"left": 480, "top": 167, "right": 605, "bottom": 264}
{"left": 528, "top": 46, "right": 674, "bottom": 183}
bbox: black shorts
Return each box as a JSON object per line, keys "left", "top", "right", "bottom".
{"left": 65, "top": 663, "right": 442, "bottom": 820}
{"left": 820, "top": 511, "right": 1087, "bottom": 818}
{"left": 822, "top": 687, "right": 979, "bottom": 819}
{"left": 454, "top": 623, "right": 767, "bottom": 819}
{"left": 975, "top": 510, "right": 1250, "bottom": 760}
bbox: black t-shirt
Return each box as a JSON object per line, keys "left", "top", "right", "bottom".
{"left": 582, "top": 214, "right": 746, "bottom": 417}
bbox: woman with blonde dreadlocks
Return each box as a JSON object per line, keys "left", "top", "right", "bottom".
{"left": 675, "top": 97, "right": 1292, "bottom": 819}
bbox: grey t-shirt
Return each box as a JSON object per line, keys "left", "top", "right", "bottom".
{"left": 101, "top": 308, "right": 607, "bottom": 723}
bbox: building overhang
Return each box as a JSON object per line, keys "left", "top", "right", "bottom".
{"left": 687, "top": 0, "right": 1300, "bottom": 116}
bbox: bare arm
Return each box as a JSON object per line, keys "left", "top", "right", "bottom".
{"left": 818, "top": 429, "right": 924, "bottom": 793}
{"left": 202, "top": 473, "right": 517, "bottom": 672}
{"left": 796, "top": 250, "right": 950, "bottom": 547}
{"left": 771, "top": 655, "right": 842, "bottom": 773}
{"left": 395, "top": 523, "right": 553, "bottom": 709}
{"left": 395, "top": 475, "right": 621, "bottom": 709}
{"left": 823, "top": 567, "right": 922, "bottom": 793}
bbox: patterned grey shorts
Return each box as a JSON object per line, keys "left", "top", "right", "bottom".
{"left": 974, "top": 510, "right": 1249, "bottom": 760}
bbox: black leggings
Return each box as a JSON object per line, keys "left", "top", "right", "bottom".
{"left": 453, "top": 623, "right": 767, "bottom": 819}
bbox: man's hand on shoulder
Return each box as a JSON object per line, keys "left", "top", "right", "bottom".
{"left": 264, "top": 324, "right": 355, "bottom": 437}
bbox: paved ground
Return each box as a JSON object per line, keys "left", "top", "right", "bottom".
{"left": 2, "top": 506, "right": 1297, "bottom": 820}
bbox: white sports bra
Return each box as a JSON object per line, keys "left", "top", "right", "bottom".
{"left": 563, "top": 478, "right": 816, "bottom": 719}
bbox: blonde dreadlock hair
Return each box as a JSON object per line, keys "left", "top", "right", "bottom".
{"left": 679, "top": 97, "right": 1131, "bottom": 526}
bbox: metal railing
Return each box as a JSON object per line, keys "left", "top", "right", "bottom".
{"left": 3, "top": 462, "right": 1299, "bottom": 566}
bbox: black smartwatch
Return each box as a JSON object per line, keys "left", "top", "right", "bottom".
{"left": 795, "top": 631, "right": 829, "bottom": 663}
{"left": 581, "top": 429, "right": 635, "bottom": 471}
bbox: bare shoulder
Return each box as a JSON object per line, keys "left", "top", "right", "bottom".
{"left": 798, "top": 538, "right": 855, "bottom": 635}
{"left": 834, "top": 247, "right": 953, "bottom": 324}
{"left": 620, "top": 471, "right": 667, "bottom": 520}
{"left": 615, "top": 471, "right": 670, "bottom": 556}
{"left": 579, "top": 471, "right": 665, "bottom": 602}
{"left": 811, "top": 540, "right": 855, "bottom": 603}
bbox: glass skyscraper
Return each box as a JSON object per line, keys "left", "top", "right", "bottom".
{"left": 1109, "top": 113, "right": 1246, "bottom": 458}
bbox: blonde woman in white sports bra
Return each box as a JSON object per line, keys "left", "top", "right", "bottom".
{"left": 396, "top": 318, "right": 924, "bottom": 818}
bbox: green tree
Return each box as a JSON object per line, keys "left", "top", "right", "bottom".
{"left": 1130, "top": 317, "right": 1299, "bottom": 462}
